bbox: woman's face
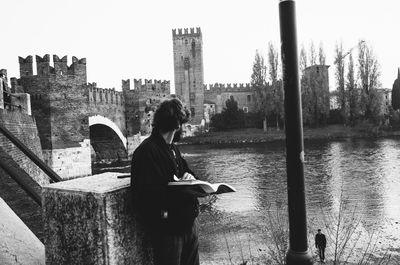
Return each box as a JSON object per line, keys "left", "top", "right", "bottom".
{"left": 173, "top": 124, "right": 183, "bottom": 142}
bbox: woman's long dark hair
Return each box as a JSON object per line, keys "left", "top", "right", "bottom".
{"left": 152, "top": 98, "right": 190, "bottom": 133}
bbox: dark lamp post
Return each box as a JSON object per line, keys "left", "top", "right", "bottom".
{"left": 278, "top": 1, "right": 313, "bottom": 264}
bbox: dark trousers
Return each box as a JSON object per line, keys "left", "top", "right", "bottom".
{"left": 150, "top": 224, "right": 199, "bottom": 265}
{"left": 318, "top": 246, "right": 325, "bottom": 261}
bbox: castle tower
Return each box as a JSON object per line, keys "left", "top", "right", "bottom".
{"left": 18, "top": 54, "right": 90, "bottom": 179}
{"left": 172, "top": 27, "right": 204, "bottom": 124}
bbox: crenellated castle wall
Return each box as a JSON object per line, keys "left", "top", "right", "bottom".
{"left": 123, "top": 78, "right": 171, "bottom": 135}
{"left": 204, "top": 83, "right": 257, "bottom": 114}
{"left": 203, "top": 83, "right": 253, "bottom": 93}
{"left": 172, "top": 27, "right": 202, "bottom": 37}
{"left": 133, "top": 78, "right": 170, "bottom": 93}
{"left": 87, "top": 82, "right": 126, "bottom": 139}
{"left": 88, "top": 83, "right": 124, "bottom": 106}
{"left": 19, "top": 54, "right": 87, "bottom": 83}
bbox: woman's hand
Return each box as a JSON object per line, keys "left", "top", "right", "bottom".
{"left": 181, "top": 172, "right": 196, "bottom": 180}
{"left": 174, "top": 173, "right": 196, "bottom": 181}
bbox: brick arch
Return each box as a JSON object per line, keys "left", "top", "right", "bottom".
{"left": 88, "top": 115, "right": 127, "bottom": 149}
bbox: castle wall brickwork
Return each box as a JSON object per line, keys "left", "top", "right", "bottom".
{"left": 0, "top": 109, "right": 49, "bottom": 185}
{"left": 0, "top": 109, "right": 49, "bottom": 240}
{"left": 88, "top": 83, "right": 126, "bottom": 133}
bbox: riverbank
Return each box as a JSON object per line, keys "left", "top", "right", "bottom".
{"left": 181, "top": 125, "right": 400, "bottom": 145}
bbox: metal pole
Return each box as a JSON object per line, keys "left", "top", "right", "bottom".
{"left": 0, "top": 157, "right": 42, "bottom": 206}
{"left": 279, "top": 1, "right": 313, "bottom": 264}
{"left": 0, "top": 123, "right": 62, "bottom": 183}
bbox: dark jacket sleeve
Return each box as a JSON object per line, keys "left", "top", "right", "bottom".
{"left": 131, "top": 144, "right": 169, "bottom": 219}
{"left": 174, "top": 145, "right": 196, "bottom": 178}
{"left": 131, "top": 141, "right": 199, "bottom": 232}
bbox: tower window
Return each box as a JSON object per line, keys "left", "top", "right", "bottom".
{"left": 191, "top": 40, "right": 196, "bottom": 58}
{"left": 247, "top": 95, "right": 251, "bottom": 102}
{"left": 190, "top": 107, "right": 195, "bottom": 118}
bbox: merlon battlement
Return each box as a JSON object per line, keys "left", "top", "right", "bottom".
{"left": 19, "top": 54, "right": 86, "bottom": 77}
{"left": 87, "top": 83, "right": 123, "bottom": 105}
{"left": 18, "top": 55, "right": 33, "bottom": 63}
{"left": 172, "top": 27, "right": 201, "bottom": 37}
{"left": 122, "top": 78, "right": 171, "bottom": 94}
{"left": 203, "top": 83, "right": 253, "bottom": 93}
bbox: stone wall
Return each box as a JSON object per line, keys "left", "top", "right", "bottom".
{"left": 0, "top": 109, "right": 49, "bottom": 186}
{"left": 43, "top": 173, "right": 153, "bottom": 265}
{"left": 42, "top": 139, "right": 91, "bottom": 179}
{"left": 204, "top": 85, "right": 256, "bottom": 114}
{"left": 0, "top": 108, "right": 48, "bottom": 240}
{"left": 88, "top": 83, "right": 126, "bottom": 133}
{"left": 0, "top": 198, "right": 44, "bottom": 265}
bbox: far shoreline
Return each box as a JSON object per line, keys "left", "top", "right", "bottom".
{"left": 180, "top": 125, "right": 400, "bottom": 145}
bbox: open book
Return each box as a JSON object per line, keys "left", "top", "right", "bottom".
{"left": 168, "top": 179, "right": 236, "bottom": 196}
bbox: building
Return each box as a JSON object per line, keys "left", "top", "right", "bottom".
{"left": 172, "top": 28, "right": 204, "bottom": 124}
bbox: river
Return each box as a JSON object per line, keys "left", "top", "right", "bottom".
{"left": 178, "top": 137, "right": 400, "bottom": 264}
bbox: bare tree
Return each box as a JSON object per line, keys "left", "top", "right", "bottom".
{"left": 309, "top": 41, "right": 317, "bottom": 66}
{"left": 357, "top": 40, "right": 382, "bottom": 121}
{"left": 334, "top": 41, "right": 346, "bottom": 123}
{"left": 251, "top": 50, "right": 268, "bottom": 130}
{"left": 300, "top": 45, "right": 308, "bottom": 74}
{"left": 346, "top": 53, "right": 358, "bottom": 125}
{"left": 318, "top": 42, "right": 326, "bottom": 65}
{"left": 267, "top": 42, "right": 284, "bottom": 130}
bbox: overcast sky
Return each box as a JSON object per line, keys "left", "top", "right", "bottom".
{"left": 1, "top": 0, "right": 399, "bottom": 92}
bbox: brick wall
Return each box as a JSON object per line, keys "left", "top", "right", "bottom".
{"left": 0, "top": 109, "right": 49, "bottom": 186}
{"left": 0, "top": 108, "right": 49, "bottom": 240}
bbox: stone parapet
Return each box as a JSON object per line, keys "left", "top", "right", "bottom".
{"left": 43, "top": 172, "right": 153, "bottom": 265}
{"left": 0, "top": 197, "right": 44, "bottom": 265}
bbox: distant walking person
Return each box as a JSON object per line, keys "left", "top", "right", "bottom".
{"left": 315, "top": 229, "right": 326, "bottom": 263}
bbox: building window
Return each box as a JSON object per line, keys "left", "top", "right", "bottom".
{"left": 243, "top": 107, "right": 248, "bottom": 113}
{"left": 190, "top": 107, "right": 195, "bottom": 117}
{"left": 247, "top": 95, "right": 251, "bottom": 102}
{"left": 191, "top": 40, "right": 196, "bottom": 57}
